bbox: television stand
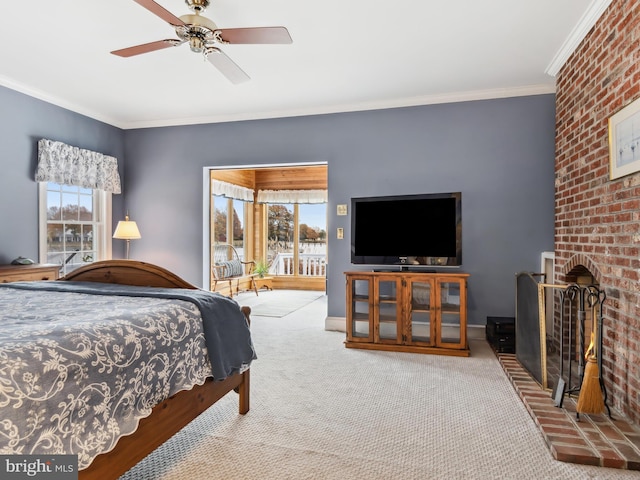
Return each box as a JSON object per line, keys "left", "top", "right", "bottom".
{"left": 345, "top": 271, "right": 470, "bottom": 356}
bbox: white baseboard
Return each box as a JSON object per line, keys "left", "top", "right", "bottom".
{"left": 468, "top": 324, "right": 485, "bottom": 339}
{"left": 325, "top": 316, "right": 345, "bottom": 332}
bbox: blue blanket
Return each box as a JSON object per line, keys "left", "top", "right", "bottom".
{"left": 0, "top": 281, "right": 256, "bottom": 380}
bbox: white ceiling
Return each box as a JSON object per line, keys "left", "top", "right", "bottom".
{"left": 0, "top": 1, "right": 609, "bottom": 130}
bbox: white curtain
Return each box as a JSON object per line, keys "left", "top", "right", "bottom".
{"left": 212, "top": 179, "right": 255, "bottom": 202}
{"left": 35, "top": 139, "right": 121, "bottom": 193}
{"left": 257, "top": 189, "right": 328, "bottom": 204}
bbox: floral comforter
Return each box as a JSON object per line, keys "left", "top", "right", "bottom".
{"left": 0, "top": 281, "right": 255, "bottom": 468}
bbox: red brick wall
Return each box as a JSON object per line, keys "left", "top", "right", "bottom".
{"left": 555, "top": 0, "right": 640, "bottom": 425}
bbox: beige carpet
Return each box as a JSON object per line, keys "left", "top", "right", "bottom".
{"left": 237, "top": 289, "right": 325, "bottom": 317}
{"left": 119, "top": 293, "right": 639, "bottom": 480}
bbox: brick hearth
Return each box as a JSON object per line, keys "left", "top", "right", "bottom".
{"left": 496, "top": 352, "right": 640, "bottom": 470}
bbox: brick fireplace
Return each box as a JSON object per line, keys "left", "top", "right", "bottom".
{"left": 555, "top": 0, "right": 640, "bottom": 427}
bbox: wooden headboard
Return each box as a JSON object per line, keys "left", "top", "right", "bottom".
{"left": 62, "top": 259, "right": 251, "bottom": 321}
{"left": 61, "top": 260, "right": 198, "bottom": 289}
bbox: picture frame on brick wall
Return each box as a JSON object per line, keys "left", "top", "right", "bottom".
{"left": 608, "top": 96, "right": 640, "bottom": 180}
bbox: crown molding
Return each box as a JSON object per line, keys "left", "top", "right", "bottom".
{"left": 121, "top": 84, "right": 556, "bottom": 129}
{"left": 2, "top": 76, "right": 555, "bottom": 130}
{"left": 0, "top": 75, "right": 118, "bottom": 128}
{"left": 545, "top": 0, "right": 613, "bottom": 77}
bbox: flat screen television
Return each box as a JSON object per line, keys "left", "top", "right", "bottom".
{"left": 350, "top": 192, "right": 462, "bottom": 268}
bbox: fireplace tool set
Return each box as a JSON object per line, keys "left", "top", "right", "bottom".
{"left": 554, "top": 284, "right": 611, "bottom": 419}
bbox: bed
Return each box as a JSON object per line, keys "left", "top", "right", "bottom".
{"left": 0, "top": 260, "right": 254, "bottom": 480}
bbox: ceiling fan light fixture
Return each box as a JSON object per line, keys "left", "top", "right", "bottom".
{"left": 189, "top": 36, "right": 204, "bottom": 52}
{"left": 177, "top": 13, "right": 218, "bottom": 53}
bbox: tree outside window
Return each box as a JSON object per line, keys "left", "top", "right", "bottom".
{"left": 266, "top": 203, "right": 326, "bottom": 276}
{"left": 212, "top": 196, "right": 246, "bottom": 258}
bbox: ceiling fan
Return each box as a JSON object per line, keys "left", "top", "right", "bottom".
{"left": 111, "top": 0, "right": 292, "bottom": 84}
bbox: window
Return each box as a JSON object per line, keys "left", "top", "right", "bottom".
{"left": 266, "top": 203, "right": 326, "bottom": 277}
{"left": 267, "top": 203, "right": 294, "bottom": 274}
{"left": 212, "top": 195, "right": 247, "bottom": 259}
{"left": 298, "top": 203, "right": 327, "bottom": 276}
{"left": 39, "top": 182, "right": 111, "bottom": 275}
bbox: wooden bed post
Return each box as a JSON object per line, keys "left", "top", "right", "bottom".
{"left": 238, "top": 370, "right": 250, "bottom": 414}
{"left": 237, "top": 305, "right": 251, "bottom": 414}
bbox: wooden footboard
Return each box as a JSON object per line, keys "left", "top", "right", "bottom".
{"left": 60, "top": 260, "right": 252, "bottom": 480}
{"left": 79, "top": 370, "right": 249, "bottom": 480}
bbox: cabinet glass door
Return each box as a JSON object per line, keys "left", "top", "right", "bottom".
{"left": 377, "top": 279, "right": 400, "bottom": 343}
{"left": 349, "top": 278, "right": 372, "bottom": 341}
{"left": 438, "top": 280, "right": 462, "bottom": 346}
{"left": 409, "top": 280, "right": 432, "bottom": 344}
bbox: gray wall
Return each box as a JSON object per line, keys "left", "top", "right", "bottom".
{"left": 0, "top": 85, "right": 554, "bottom": 325}
{"left": 123, "top": 95, "right": 556, "bottom": 324}
{"left": 0, "top": 86, "right": 125, "bottom": 264}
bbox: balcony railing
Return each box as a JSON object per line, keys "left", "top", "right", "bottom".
{"left": 270, "top": 253, "right": 326, "bottom": 276}
{"left": 233, "top": 245, "right": 326, "bottom": 277}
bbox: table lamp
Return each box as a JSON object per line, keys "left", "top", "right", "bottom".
{"left": 113, "top": 214, "right": 141, "bottom": 259}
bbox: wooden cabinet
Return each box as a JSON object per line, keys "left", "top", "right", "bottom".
{"left": 0, "top": 264, "right": 60, "bottom": 283}
{"left": 345, "top": 271, "right": 470, "bottom": 357}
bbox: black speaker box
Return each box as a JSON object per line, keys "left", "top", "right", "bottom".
{"left": 486, "top": 316, "right": 516, "bottom": 353}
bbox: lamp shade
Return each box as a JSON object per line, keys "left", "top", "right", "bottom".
{"left": 113, "top": 216, "right": 141, "bottom": 240}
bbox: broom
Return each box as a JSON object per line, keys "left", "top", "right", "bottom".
{"left": 575, "top": 304, "right": 605, "bottom": 415}
{"left": 576, "top": 354, "right": 604, "bottom": 414}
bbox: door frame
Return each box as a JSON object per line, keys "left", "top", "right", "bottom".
{"left": 201, "top": 162, "right": 328, "bottom": 289}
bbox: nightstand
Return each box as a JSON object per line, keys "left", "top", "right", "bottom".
{"left": 0, "top": 264, "right": 60, "bottom": 283}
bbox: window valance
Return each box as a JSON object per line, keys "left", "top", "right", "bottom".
{"left": 35, "top": 139, "right": 122, "bottom": 194}
{"left": 257, "top": 189, "right": 328, "bottom": 204}
{"left": 212, "top": 179, "right": 255, "bottom": 202}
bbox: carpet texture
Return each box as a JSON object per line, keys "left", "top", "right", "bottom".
{"left": 119, "top": 293, "right": 639, "bottom": 479}
{"left": 236, "top": 289, "right": 325, "bottom": 317}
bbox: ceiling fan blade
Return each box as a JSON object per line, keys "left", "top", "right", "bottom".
{"left": 206, "top": 48, "right": 250, "bottom": 84}
{"left": 216, "top": 27, "right": 292, "bottom": 44}
{"left": 111, "top": 39, "right": 184, "bottom": 57}
{"left": 133, "top": 0, "right": 185, "bottom": 26}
